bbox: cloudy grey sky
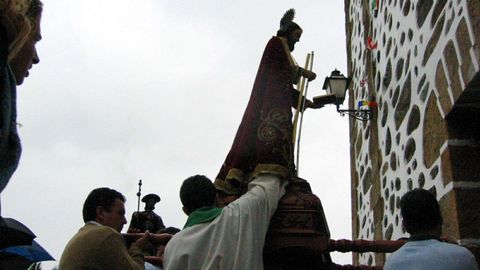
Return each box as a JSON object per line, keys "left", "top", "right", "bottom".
{"left": 2, "top": 0, "right": 352, "bottom": 267}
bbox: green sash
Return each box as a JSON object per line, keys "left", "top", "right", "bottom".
{"left": 183, "top": 207, "right": 222, "bottom": 229}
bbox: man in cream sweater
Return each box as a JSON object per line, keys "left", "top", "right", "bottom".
{"left": 60, "top": 187, "right": 170, "bottom": 270}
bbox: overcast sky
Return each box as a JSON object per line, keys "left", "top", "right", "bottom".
{"left": 2, "top": 0, "right": 352, "bottom": 267}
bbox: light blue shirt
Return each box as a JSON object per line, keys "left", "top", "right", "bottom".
{"left": 384, "top": 239, "right": 479, "bottom": 270}
{"left": 145, "top": 262, "right": 162, "bottom": 270}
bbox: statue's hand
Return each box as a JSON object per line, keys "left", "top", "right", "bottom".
{"left": 303, "top": 99, "right": 314, "bottom": 111}
{"left": 303, "top": 69, "right": 316, "bottom": 81}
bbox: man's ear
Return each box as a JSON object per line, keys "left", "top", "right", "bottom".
{"left": 182, "top": 206, "right": 190, "bottom": 216}
{"left": 215, "top": 193, "right": 221, "bottom": 207}
{"left": 401, "top": 219, "right": 408, "bottom": 235}
{"left": 96, "top": 206, "right": 105, "bottom": 222}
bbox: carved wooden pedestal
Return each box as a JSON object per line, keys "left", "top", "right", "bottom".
{"left": 264, "top": 177, "right": 332, "bottom": 270}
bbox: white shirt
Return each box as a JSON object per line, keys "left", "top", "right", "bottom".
{"left": 163, "top": 174, "right": 287, "bottom": 270}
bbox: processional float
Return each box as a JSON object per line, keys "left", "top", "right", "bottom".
{"left": 263, "top": 52, "right": 404, "bottom": 270}
{"left": 123, "top": 53, "right": 406, "bottom": 270}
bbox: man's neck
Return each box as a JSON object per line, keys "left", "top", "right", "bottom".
{"left": 86, "top": 220, "right": 103, "bottom": 226}
{"left": 409, "top": 228, "right": 441, "bottom": 240}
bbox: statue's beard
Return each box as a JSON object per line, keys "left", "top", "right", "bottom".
{"left": 287, "top": 39, "right": 296, "bottom": 51}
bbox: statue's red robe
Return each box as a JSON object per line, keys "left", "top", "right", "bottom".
{"left": 215, "top": 36, "right": 301, "bottom": 194}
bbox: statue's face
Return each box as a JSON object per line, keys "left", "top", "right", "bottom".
{"left": 10, "top": 12, "right": 42, "bottom": 85}
{"left": 287, "top": 29, "right": 302, "bottom": 52}
{"left": 145, "top": 199, "right": 156, "bottom": 210}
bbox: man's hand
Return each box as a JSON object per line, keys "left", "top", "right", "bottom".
{"left": 149, "top": 233, "right": 173, "bottom": 246}
{"left": 133, "top": 231, "right": 154, "bottom": 252}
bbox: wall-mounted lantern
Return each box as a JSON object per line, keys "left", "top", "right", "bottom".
{"left": 313, "top": 69, "right": 375, "bottom": 121}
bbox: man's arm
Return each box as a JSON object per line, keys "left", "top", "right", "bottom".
{"left": 238, "top": 173, "right": 288, "bottom": 219}
{"left": 99, "top": 232, "right": 146, "bottom": 270}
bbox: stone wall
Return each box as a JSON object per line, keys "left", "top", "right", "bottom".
{"left": 345, "top": 0, "right": 480, "bottom": 265}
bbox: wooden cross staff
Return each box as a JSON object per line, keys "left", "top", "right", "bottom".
{"left": 292, "top": 51, "right": 314, "bottom": 176}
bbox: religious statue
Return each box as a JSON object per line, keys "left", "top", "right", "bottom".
{"left": 213, "top": 9, "right": 333, "bottom": 269}
{"left": 128, "top": 193, "right": 166, "bottom": 233}
{"left": 214, "top": 8, "right": 316, "bottom": 195}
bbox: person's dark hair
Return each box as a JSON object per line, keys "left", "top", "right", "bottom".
{"left": 400, "top": 188, "right": 442, "bottom": 234}
{"left": 180, "top": 175, "right": 216, "bottom": 213}
{"left": 27, "top": 0, "right": 43, "bottom": 18}
{"left": 82, "top": 187, "right": 126, "bottom": 223}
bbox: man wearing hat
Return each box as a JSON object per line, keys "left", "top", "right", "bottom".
{"left": 129, "top": 193, "right": 166, "bottom": 234}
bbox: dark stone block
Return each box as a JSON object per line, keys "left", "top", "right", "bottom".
{"left": 429, "top": 185, "right": 437, "bottom": 198}
{"left": 384, "top": 60, "right": 392, "bottom": 88}
{"left": 423, "top": 14, "right": 445, "bottom": 66}
{"left": 395, "top": 177, "right": 401, "bottom": 191}
{"left": 394, "top": 73, "right": 412, "bottom": 130}
{"left": 376, "top": 72, "right": 382, "bottom": 92}
{"left": 467, "top": 0, "right": 480, "bottom": 62}
{"left": 385, "top": 224, "right": 393, "bottom": 240}
{"left": 386, "top": 37, "right": 392, "bottom": 55}
{"left": 396, "top": 58, "right": 404, "bottom": 80}
{"left": 444, "top": 145, "right": 480, "bottom": 182}
{"left": 355, "top": 132, "right": 363, "bottom": 158}
{"left": 392, "top": 85, "right": 400, "bottom": 108}
{"left": 407, "top": 178, "right": 413, "bottom": 190}
{"left": 381, "top": 102, "right": 388, "bottom": 127}
{"left": 416, "top": 0, "right": 433, "bottom": 28}
{"left": 407, "top": 105, "right": 420, "bottom": 135}
{"left": 405, "top": 52, "right": 411, "bottom": 74}
{"left": 403, "top": 0, "right": 411, "bottom": 16}
{"left": 404, "top": 138, "right": 416, "bottom": 163}
{"left": 417, "top": 74, "right": 427, "bottom": 93}
{"left": 435, "top": 60, "right": 452, "bottom": 115}
{"left": 456, "top": 18, "right": 475, "bottom": 84}
{"left": 390, "top": 152, "right": 397, "bottom": 171}
{"left": 362, "top": 168, "right": 372, "bottom": 194}
{"left": 389, "top": 194, "right": 395, "bottom": 215}
{"left": 418, "top": 173, "right": 425, "bottom": 188}
{"left": 455, "top": 189, "right": 480, "bottom": 238}
{"left": 430, "top": 165, "right": 439, "bottom": 179}
{"left": 431, "top": 0, "right": 447, "bottom": 28}
{"left": 385, "top": 128, "right": 392, "bottom": 155}
{"left": 445, "top": 14, "right": 454, "bottom": 34}
{"left": 423, "top": 93, "right": 448, "bottom": 168}
{"left": 444, "top": 40, "right": 462, "bottom": 102}
{"left": 420, "top": 82, "right": 430, "bottom": 102}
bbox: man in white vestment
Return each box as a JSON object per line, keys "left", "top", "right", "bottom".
{"left": 163, "top": 174, "right": 287, "bottom": 270}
